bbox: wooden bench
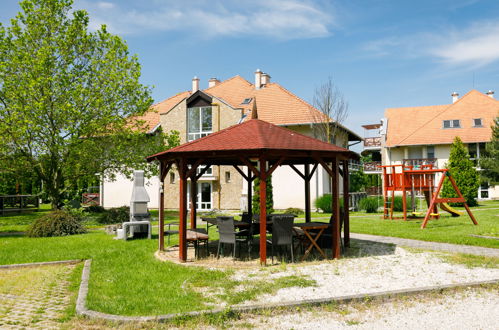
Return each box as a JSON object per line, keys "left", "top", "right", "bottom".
{"left": 187, "top": 229, "right": 209, "bottom": 259}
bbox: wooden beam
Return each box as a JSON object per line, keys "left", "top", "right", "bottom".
{"left": 178, "top": 158, "right": 188, "bottom": 262}
{"left": 240, "top": 157, "right": 260, "bottom": 177}
{"left": 289, "top": 164, "right": 306, "bottom": 180}
{"left": 447, "top": 173, "right": 478, "bottom": 225}
{"left": 160, "top": 163, "right": 172, "bottom": 182}
{"left": 158, "top": 163, "right": 166, "bottom": 252}
{"left": 307, "top": 163, "right": 318, "bottom": 180}
{"left": 186, "top": 158, "right": 205, "bottom": 179}
{"left": 195, "top": 164, "right": 212, "bottom": 181}
{"left": 342, "top": 160, "right": 350, "bottom": 248}
{"left": 305, "top": 164, "right": 311, "bottom": 223}
{"left": 259, "top": 156, "right": 267, "bottom": 265}
{"left": 266, "top": 157, "right": 285, "bottom": 177}
{"left": 331, "top": 158, "right": 341, "bottom": 259}
{"left": 247, "top": 167, "right": 253, "bottom": 219}
{"left": 190, "top": 177, "right": 197, "bottom": 229}
{"left": 315, "top": 156, "right": 334, "bottom": 177}
{"left": 233, "top": 165, "right": 249, "bottom": 181}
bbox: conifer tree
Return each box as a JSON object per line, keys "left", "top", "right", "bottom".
{"left": 252, "top": 176, "right": 274, "bottom": 215}
{"left": 441, "top": 137, "right": 480, "bottom": 206}
{"left": 480, "top": 117, "right": 499, "bottom": 184}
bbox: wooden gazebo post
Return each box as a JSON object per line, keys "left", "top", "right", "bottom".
{"left": 331, "top": 158, "right": 341, "bottom": 259}
{"left": 304, "top": 164, "right": 311, "bottom": 223}
{"left": 178, "top": 158, "right": 188, "bottom": 262}
{"left": 259, "top": 155, "right": 267, "bottom": 265}
{"left": 342, "top": 159, "right": 350, "bottom": 248}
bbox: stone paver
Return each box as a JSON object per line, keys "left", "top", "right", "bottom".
{"left": 0, "top": 264, "right": 75, "bottom": 329}
{"left": 350, "top": 233, "right": 499, "bottom": 257}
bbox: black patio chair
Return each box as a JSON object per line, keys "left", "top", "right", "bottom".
{"left": 164, "top": 222, "right": 179, "bottom": 245}
{"left": 216, "top": 216, "right": 251, "bottom": 259}
{"left": 267, "top": 214, "right": 295, "bottom": 263}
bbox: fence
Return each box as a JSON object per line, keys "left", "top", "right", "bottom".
{"left": 0, "top": 195, "right": 39, "bottom": 216}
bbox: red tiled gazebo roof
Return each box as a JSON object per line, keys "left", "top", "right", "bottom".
{"left": 147, "top": 119, "right": 357, "bottom": 163}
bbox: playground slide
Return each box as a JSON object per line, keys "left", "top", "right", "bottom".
{"left": 439, "top": 203, "right": 461, "bottom": 217}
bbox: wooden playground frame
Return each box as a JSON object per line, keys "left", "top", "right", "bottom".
{"left": 382, "top": 164, "right": 478, "bottom": 229}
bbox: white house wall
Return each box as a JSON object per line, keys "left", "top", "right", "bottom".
{"left": 102, "top": 173, "right": 159, "bottom": 209}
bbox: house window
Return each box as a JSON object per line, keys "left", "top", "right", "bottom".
{"left": 427, "top": 146, "right": 435, "bottom": 159}
{"left": 225, "top": 171, "right": 231, "bottom": 183}
{"left": 170, "top": 173, "right": 175, "bottom": 184}
{"left": 240, "top": 98, "right": 253, "bottom": 105}
{"left": 187, "top": 106, "right": 212, "bottom": 141}
{"left": 443, "top": 120, "right": 461, "bottom": 129}
{"left": 473, "top": 118, "right": 483, "bottom": 127}
{"left": 196, "top": 165, "right": 212, "bottom": 176}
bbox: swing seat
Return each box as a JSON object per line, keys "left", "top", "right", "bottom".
{"left": 411, "top": 212, "right": 424, "bottom": 216}
{"left": 430, "top": 213, "right": 439, "bottom": 216}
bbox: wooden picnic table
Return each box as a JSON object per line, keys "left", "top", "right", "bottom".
{"left": 294, "top": 222, "right": 329, "bottom": 261}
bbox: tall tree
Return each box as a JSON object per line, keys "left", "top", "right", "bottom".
{"left": 441, "top": 137, "right": 480, "bottom": 206}
{"left": 0, "top": 0, "right": 175, "bottom": 209}
{"left": 252, "top": 176, "right": 274, "bottom": 215}
{"left": 310, "top": 76, "right": 349, "bottom": 146}
{"left": 480, "top": 117, "right": 499, "bottom": 184}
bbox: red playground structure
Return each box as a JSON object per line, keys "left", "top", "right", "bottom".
{"left": 381, "top": 164, "right": 478, "bottom": 229}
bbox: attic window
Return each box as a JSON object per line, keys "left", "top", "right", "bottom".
{"left": 240, "top": 98, "right": 253, "bottom": 105}
{"left": 473, "top": 118, "right": 483, "bottom": 127}
{"left": 443, "top": 120, "right": 460, "bottom": 129}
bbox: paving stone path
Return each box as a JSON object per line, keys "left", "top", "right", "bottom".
{"left": 0, "top": 264, "right": 75, "bottom": 329}
{"left": 350, "top": 233, "right": 499, "bottom": 257}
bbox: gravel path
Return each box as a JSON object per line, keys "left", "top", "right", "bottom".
{"left": 238, "top": 287, "right": 499, "bottom": 329}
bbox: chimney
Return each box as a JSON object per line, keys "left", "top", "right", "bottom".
{"left": 486, "top": 90, "right": 495, "bottom": 99}
{"left": 261, "top": 73, "right": 271, "bottom": 86}
{"left": 192, "top": 76, "right": 200, "bottom": 92}
{"left": 255, "top": 69, "right": 262, "bottom": 90}
{"left": 451, "top": 92, "right": 459, "bottom": 103}
{"left": 208, "top": 78, "right": 220, "bottom": 88}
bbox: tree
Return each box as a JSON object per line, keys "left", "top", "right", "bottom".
{"left": 252, "top": 176, "right": 274, "bottom": 215}
{"left": 480, "top": 117, "right": 499, "bottom": 184}
{"left": 310, "top": 77, "right": 349, "bottom": 146}
{"left": 441, "top": 137, "right": 480, "bottom": 206}
{"left": 0, "top": 0, "right": 175, "bottom": 209}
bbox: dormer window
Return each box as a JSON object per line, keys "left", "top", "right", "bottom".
{"left": 473, "top": 118, "right": 483, "bottom": 127}
{"left": 240, "top": 98, "right": 253, "bottom": 105}
{"left": 187, "top": 106, "right": 212, "bottom": 141}
{"left": 443, "top": 119, "right": 460, "bottom": 129}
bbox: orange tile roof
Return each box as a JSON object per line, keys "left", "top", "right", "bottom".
{"left": 385, "top": 90, "right": 499, "bottom": 147}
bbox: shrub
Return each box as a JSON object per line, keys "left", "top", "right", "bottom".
{"left": 97, "top": 206, "right": 130, "bottom": 224}
{"left": 284, "top": 207, "right": 304, "bottom": 216}
{"left": 27, "top": 210, "right": 86, "bottom": 237}
{"left": 359, "top": 196, "right": 379, "bottom": 213}
{"left": 314, "top": 194, "right": 344, "bottom": 213}
{"left": 84, "top": 205, "right": 106, "bottom": 213}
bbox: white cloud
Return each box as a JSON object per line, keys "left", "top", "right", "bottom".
{"left": 75, "top": 0, "right": 334, "bottom": 40}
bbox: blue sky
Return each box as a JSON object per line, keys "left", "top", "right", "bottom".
{"left": 2, "top": 0, "right": 499, "bottom": 142}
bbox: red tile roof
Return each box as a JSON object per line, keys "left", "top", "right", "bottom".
{"left": 385, "top": 90, "right": 499, "bottom": 147}
{"left": 147, "top": 119, "right": 355, "bottom": 160}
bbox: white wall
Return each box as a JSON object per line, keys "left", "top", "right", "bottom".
{"left": 102, "top": 173, "right": 160, "bottom": 209}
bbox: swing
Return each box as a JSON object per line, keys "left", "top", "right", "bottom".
{"left": 411, "top": 173, "right": 425, "bottom": 216}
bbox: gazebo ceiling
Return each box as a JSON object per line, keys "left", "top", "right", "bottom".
{"left": 147, "top": 119, "right": 359, "bottom": 165}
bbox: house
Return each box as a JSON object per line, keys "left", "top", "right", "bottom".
{"left": 363, "top": 90, "right": 499, "bottom": 200}
{"left": 102, "top": 69, "right": 361, "bottom": 210}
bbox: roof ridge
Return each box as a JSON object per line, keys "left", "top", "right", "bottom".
{"left": 204, "top": 75, "right": 252, "bottom": 92}
{"left": 151, "top": 91, "right": 190, "bottom": 108}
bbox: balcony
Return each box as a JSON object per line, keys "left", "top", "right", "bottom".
{"left": 402, "top": 158, "right": 438, "bottom": 168}
{"left": 363, "top": 161, "right": 382, "bottom": 173}
{"left": 364, "top": 137, "right": 381, "bottom": 149}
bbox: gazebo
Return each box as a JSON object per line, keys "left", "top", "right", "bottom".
{"left": 147, "top": 119, "right": 358, "bottom": 264}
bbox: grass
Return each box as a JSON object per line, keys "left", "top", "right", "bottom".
{"left": 438, "top": 253, "right": 499, "bottom": 269}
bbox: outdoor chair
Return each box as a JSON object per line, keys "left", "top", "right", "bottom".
{"left": 318, "top": 213, "right": 345, "bottom": 252}
{"left": 216, "top": 216, "right": 251, "bottom": 259}
{"left": 164, "top": 222, "right": 179, "bottom": 245}
{"left": 187, "top": 228, "right": 209, "bottom": 259}
{"left": 267, "top": 214, "right": 295, "bottom": 263}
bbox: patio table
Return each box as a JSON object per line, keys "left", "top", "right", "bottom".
{"left": 186, "top": 228, "right": 209, "bottom": 259}
{"left": 294, "top": 222, "right": 329, "bottom": 261}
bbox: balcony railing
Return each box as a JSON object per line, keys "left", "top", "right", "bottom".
{"left": 364, "top": 137, "right": 381, "bottom": 148}
{"left": 402, "top": 158, "right": 438, "bottom": 168}
{"left": 364, "top": 161, "right": 382, "bottom": 172}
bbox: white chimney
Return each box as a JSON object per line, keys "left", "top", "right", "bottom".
{"left": 255, "top": 69, "right": 262, "bottom": 90}
{"left": 192, "top": 76, "right": 200, "bottom": 92}
{"left": 208, "top": 77, "right": 220, "bottom": 88}
{"left": 261, "top": 73, "right": 271, "bottom": 86}
{"left": 451, "top": 92, "right": 459, "bottom": 103}
{"left": 486, "top": 90, "right": 495, "bottom": 99}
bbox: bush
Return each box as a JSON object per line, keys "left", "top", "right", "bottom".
{"left": 284, "top": 207, "right": 304, "bottom": 216}
{"left": 359, "top": 196, "right": 379, "bottom": 213}
{"left": 84, "top": 205, "right": 106, "bottom": 213}
{"left": 314, "top": 194, "right": 344, "bottom": 213}
{"left": 97, "top": 206, "right": 130, "bottom": 224}
{"left": 27, "top": 210, "right": 86, "bottom": 237}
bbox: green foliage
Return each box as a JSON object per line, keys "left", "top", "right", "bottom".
{"left": 252, "top": 176, "right": 274, "bottom": 215}
{"left": 442, "top": 137, "right": 480, "bottom": 206}
{"left": 0, "top": 0, "right": 179, "bottom": 209}
{"left": 480, "top": 117, "right": 499, "bottom": 184}
{"left": 284, "top": 207, "right": 304, "bottom": 215}
{"left": 97, "top": 206, "right": 130, "bottom": 224}
{"left": 84, "top": 205, "right": 106, "bottom": 213}
{"left": 359, "top": 196, "right": 379, "bottom": 213}
{"left": 349, "top": 169, "right": 368, "bottom": 192}
{"left": 314, "top": 194, "right": 344, "bottom": 213}
{"left": 26, "top": 210, "right": 86, "bottom": 237}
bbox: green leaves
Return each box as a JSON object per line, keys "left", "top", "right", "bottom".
{"left": 480, "top": 117, "right": 499, "bottom": 185}
{"left": 0, "top": 0, "right": 165, "bottom": 209}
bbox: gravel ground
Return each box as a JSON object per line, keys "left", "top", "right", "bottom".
{"left": 230, "top": 240, "right": 499, "bottom": 307}
{"left": 237, "top": 287, "right": 499, "bottom": 329}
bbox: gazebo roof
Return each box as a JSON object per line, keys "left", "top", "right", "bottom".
{"left": 147, "top": 119, "right": 358, "bottom": 164}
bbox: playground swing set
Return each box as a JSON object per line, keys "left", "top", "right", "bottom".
{"left": 381, "top": 164, "right": 478, "bottom": 229}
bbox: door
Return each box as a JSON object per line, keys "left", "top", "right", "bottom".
{"left": 187, "top": 182, "right": 212, "bottom": 210}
